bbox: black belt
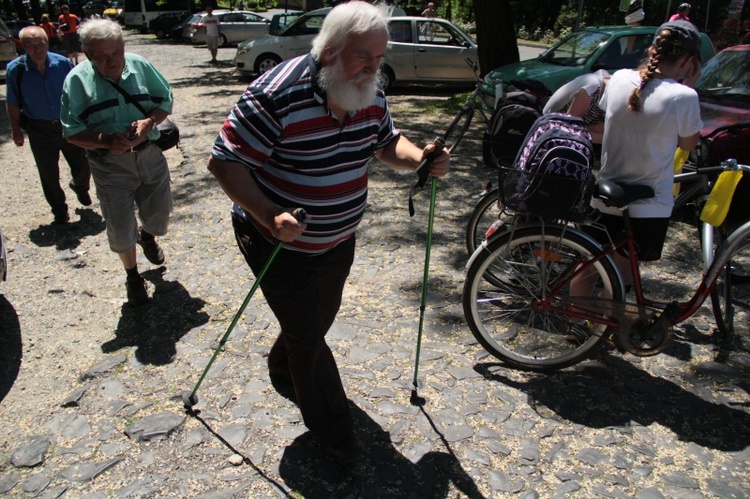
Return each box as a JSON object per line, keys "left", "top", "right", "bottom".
{"left": 25, "top": 117, "right": 61, "bottom": 126}
{"left": 130, "top": 140, "right": 153, "bottom": 152}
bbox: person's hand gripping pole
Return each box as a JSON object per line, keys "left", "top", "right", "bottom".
{"left": 408, "top": 137, "right": 447, "bottom": 217}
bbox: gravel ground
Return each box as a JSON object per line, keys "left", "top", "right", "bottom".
{"left": 0, "top": 32, "right": 749, "bottom": 498}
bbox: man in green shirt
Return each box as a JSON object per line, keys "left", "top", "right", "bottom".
{"left": 61, "top": 17, "right": 174, "bottom": 306}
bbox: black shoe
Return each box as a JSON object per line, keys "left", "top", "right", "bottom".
{"left": 126, "top": 275, "right": 149, "bottom": 306}
{"left": 53, "top": 211, "right": 70, "bottom": 224}
{"left": 76, "top": 191, "right": 92, "bottom": 207}
{"left": 325, "top": 435, "right": 363, "bottom": 467}
{"left": 137, "top": 229, "right": 165, "bottom": 265}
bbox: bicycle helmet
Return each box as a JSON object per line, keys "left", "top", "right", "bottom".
{"left": 678, "top": 3, "right": 691, "bottom": 10}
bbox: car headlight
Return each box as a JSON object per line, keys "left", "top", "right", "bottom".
{"left": 236, "top": 46, "right": 250, "bottom": 56}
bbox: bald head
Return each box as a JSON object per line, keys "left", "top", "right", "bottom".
{"left": 20, "top": 25, "right": 47, "bottom": 42}
{"left": 19, "top": 26, "right": 49, "bottom": 65}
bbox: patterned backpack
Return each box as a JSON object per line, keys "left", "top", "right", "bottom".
{"left": 502, "top": 113, "right": 595, "bottom": 221}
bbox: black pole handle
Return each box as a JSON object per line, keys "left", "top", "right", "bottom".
{"left": 414, "top": 137, "right": 446, "bottom": 190}
{"left": 409, "top": 137, "right": 446, "bottom": 217}
{"left": 292, "top": 208, "right": 307, "bottom": 222}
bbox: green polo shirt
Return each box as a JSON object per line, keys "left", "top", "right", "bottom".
{"left": 61, "top": 53, "right": 173, "bottom": 140}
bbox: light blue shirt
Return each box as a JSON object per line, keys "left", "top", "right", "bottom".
{"left": 61, "top": 52, "right": 173, "bottom": 140}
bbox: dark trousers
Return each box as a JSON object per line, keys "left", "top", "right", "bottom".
{"left": 233, "top": 215, "right": 355, "bottom": 444}
{"left": 22, "top": 116, "right": 91, "bottom": 217}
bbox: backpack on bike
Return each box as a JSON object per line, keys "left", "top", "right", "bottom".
{"left": 482, "top": 91, "right": 543, "bottom": 169}
{"left": 501, "top": 113, "right": 595, "bottom": 222}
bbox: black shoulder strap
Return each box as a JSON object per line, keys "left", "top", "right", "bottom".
{"left": 16, "top": 57, "right": 25, "bottom": 110}
{"left": 105, "top": 79, "right": 150, "bottom": 118}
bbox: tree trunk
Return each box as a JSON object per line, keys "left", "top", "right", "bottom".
{"left": 473, "top": 0, "right": 519, "bottom": 76}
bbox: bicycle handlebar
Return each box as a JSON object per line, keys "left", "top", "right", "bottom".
{"left": 692, "top": 159, "right": 750, "bottom": 176}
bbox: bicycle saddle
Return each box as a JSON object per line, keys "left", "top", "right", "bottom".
{"left": 595, "top": 180, "right": 655, "bottom": 208}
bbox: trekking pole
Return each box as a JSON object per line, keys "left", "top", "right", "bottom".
{"left": 407, "top": 138, "right": 445, "bottom": 406}
{"left": 182, "top": 208, "right": 307, "bottom": 410}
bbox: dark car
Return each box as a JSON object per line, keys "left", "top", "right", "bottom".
{"left": 691, "top": 45, "right": 750, "bottom": 229}
{"left": 482, "top": 26, "right": 716, "bottom": 107}
{"left": 82, "top": 0, "right": 109, "bottom": 17}
{"left": 694, "top": 44, "right": 750, "bottom": 150}
{"left": 149, "top": 11, "right": 190, "bottom": 39}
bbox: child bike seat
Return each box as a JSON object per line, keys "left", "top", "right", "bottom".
{"left": 595, "top": 180, "right": 655, "bottom": 208}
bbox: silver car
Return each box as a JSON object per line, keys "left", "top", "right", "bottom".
{"left": 234, "top": 13, "right": 477, "bottom": 90}
{"left": 188, "top": 10, "right": 269, "bottom": 47}
{"left": 382, "top": 17, "right": 477, "bottom": 89}
{"left": 0, "top": 18, "right": 18, "bottom": 68}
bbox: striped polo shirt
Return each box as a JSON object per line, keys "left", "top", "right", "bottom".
{"left": 212, "top": 54, "right": 400, "bottom": 255}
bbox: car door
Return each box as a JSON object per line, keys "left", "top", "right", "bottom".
{"left": 413, "top": 19, "right": 476, "bottom": 81}
{"left": 279, "top": 12, "right": 326, "bottom": 60}
{"left": 386, "top": 19, "right": 416, "bottom": 80}
{"left": 232, "top": 12, "right": 269, "bottom": 44}
{"left": 590, "top": 33, "right": 652, "bottom": 71}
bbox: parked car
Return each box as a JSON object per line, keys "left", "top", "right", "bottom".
{"left": 149, "top": 11, "right": 190, "bottom": 39}
{"left": 692, "top": 44, "right": 750, "bottom": 229}
{"left": 482, "top": 25, "right": 716, "bottom": 107}
{"left": 180, "top": 12, "right": 202, "bottom": 41}
{"left": 0, "top": 17, "right": 17, "bottom": 65}
{"left": 3, "top": 19, "right": 34, "bottom": 55}
{"left": 693, "top": 44, "right": 750, "bottom": 162}
{"left": 234, "top": 10, "right": 475, "bottom": 89}
{"left": 103, "top": 0, "right": 124, "bottom": 23}
{"left": 82, "top": 0, "right": 109, "bottom": 17}
{"left": 268, "top": 10, "right": 302, "bottom": 36}
{"left": 188, "top": 10, "right": 270, "bottom": 47}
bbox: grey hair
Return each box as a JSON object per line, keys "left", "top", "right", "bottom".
{"left": 78, "top": 16, "right": 123, "bottom": 52}
{"left": 19, "top": 25, "right": 48, "bottom": 42}
{"left": 310, "top": 1, "right": 391, "bottom": 62}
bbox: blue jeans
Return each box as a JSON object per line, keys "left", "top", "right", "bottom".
{"left": 233, "top": 214, "right": 355, "bottom": 444}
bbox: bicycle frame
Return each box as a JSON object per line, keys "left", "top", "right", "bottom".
{"left": 529, "top": 213, "right": 750, "bottom": 333}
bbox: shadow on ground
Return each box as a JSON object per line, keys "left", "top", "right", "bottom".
{"left": 475, "top": 354, "right": 750, "bottom": 452}
{"left": 0, "top": 295, "right": 22, "bottom": 404}
{"left": 102, "top": 267, "right": 209, "bottom": 365}
{"left": 277, "top": 404, "right": 484, "bottom": 498}
{"left": 28, "top": 208, "right": 106, "bottom": 251}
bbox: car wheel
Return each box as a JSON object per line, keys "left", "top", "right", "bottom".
{"left": 379, "top": 65, "right": 395, "bottom": 91}
{"left": 220, "top": 33, "right": 228, "bottom": 47}
{"left": 255, "top": 53, "right": 282, "bottom": 74}
{"left": 155, "top": 29, "right": 166, "bottom": 39}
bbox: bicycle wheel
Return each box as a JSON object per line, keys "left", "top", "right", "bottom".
{"left": 463, "top": 224, "right": 623, "bottom": 371}
{"left": 711, "top": 235, "right": 750, "bottom": 344}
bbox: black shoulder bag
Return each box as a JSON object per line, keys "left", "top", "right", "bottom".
{"left": 106, "top": 80, "right": 180, "bottom": 151}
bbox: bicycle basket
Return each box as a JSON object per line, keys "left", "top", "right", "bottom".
{"left": 499, "top": 166, "right": 595, "bottom": 222}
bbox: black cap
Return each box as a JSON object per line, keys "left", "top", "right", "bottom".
{"left": 655, "top": 20, "right": 701, "bottom": 54}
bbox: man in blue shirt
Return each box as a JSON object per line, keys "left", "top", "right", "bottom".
{"left": 5, "top": 26, "right": 91, "bottom": 225}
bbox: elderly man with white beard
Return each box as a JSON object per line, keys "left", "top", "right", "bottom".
{"left": 207, "top": 0, "right": 449, "bottom": 466}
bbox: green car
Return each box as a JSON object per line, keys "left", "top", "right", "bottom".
{"left": 483, "top": 25, "right": 716, "bottom": 106}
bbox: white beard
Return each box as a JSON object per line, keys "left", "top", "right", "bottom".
{"left": 318, "top": 57, "right": 380, "bottom": 112}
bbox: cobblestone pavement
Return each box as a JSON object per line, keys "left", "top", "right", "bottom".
{"left": 0, "top": 32, "right": 749, "bottom": 498}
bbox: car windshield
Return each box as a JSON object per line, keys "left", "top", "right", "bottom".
{"left": 539, "top": 30, "right": 610, "bottom": 66}
{"left": 277, "top": 12, "right": 325, "bottom": 36}
{"left": 695, "top": 49, "right": 750, "bottom": 102}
